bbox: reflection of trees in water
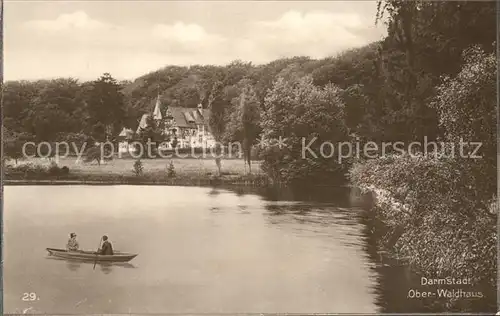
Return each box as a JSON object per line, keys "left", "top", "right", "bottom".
{"left": 220, "top": 184, "right": 353, "bottom": 206}
{"left": 234, "top": 187, "right": 246, "bottom": 196}
{"left": 205, "top": 184, "right": 495, "bottom": 312}
{"left": 238, "top": 205, "right": 250, "bottom": 214}
{"left": 259, "top": 186, "right": 496, "bottom": 312}
{"left": 264, "top": 202, "right": 360, "bottom": 227}
{"left": 265, "top": 204, "right": 311, "bottom": 216}
{"left": 208, "top": 188, "right": 220, "bottom": 196}
{"left": 259, "top": 186, "right": 353, "bottom": 205}
{"left": 359, "top": 206, "right": 436, "bottom": 313}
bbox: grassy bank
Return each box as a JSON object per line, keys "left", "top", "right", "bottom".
{"left": 3, "top": 157, "right": 268, "bottom": 187}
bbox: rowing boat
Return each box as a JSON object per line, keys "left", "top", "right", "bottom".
{"left": 46, "top": 248, "right": 138, "bottom": 262}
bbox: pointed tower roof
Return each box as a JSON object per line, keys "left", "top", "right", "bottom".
{"left": 153, "top": 94, "right": 162, "bottom": 120}
{"left": 153, "top": 96, "right": 163, "bottom": 120}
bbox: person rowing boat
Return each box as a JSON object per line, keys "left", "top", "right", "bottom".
{"left": 96, "top": 235, "right": 114, "bottom": 255}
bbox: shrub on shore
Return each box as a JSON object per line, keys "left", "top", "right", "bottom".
{"left": 48, "top": 161, "right": 60, "bottom": 175}
{"left": 166, "top": 161, "right": 176, "bottom": 178}
{"left": 133, "top": 159, "right": 144, "bottom": 177}
{"left": 5, "top": 162, "right": 70, "bottom": 179}
{"left": 350, "top": 154, "right": 496, "bottom": 287}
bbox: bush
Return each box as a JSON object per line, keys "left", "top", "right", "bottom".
{"left": 159, "top": 147, "right": 216, "bottom": 157}
{"left": 350, "top": 154, "right": 496, "bottom": 286}
{"left": 48, "top": 161, "right": 60, "bottom": 175}
{"left": 4, "top": 162, "right": 64, "bottom": 179}
{"left": 166, "top": 161, "right": 176, "bottom": 178}
{"left": 133, "top": 159, "right": 143, "bottom": 177}
{"left": 11, "top": 162, "right": 37, "bottom": 173}
{"left": 60, "top": 166, "right": 70, "bottom": 175}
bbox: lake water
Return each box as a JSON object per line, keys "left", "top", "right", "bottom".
{"left": 3, "top": 185, "right": 495, "bottom": 314}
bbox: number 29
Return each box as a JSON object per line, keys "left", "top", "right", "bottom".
{"left": 22, "top": 292, "right": 38, "bottom": 301}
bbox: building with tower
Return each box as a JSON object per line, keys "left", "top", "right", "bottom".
{"left": 135, "top": 94, "right": 216, "bottom": 149}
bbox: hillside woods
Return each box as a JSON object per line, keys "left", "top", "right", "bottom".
{"left": 2, "top": 1, "right": 497, "bottom": 304}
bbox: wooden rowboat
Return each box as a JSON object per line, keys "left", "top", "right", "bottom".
{"left": 46, "top": 248, "right": 137, "bottom": 263}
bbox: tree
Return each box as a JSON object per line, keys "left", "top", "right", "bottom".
{"left": 86, "top": 73, "right": 126, "bottom": 141}
{"left": 28, "top": 103, "right": 72, "bottom": 142}
{"left": 260, "top": 76, "right": 349, "bottom": 185}
{"left": 431, "top": 46, "right": 496, "bottom": 200}
{"left": 371, "top": 0, "right": 496, "bottom": 143}
{"left": 83, "top": 146, "right": 102, "bottom": 165}
{"left": 223, "top": 60, "right": 253, "bottom": 86}
{"left": 377, "top": 0, "right": 495, "bottom": 79}
{"left": 208, "top": 81, "right": 228, "bottom": 176}
{"left": 225, "top": 82, "right": 261, "bottom": 173}
{"left": 252, "top": 57, "right": 314, "bottom": 106}
{"left": 3, "top": 129, "right": 32, "bottom": 164}
{"left": 136, "top": 115, "right": 163, "bottom": 158}
{"left": 3, "top": 79, "right": 87, "bottom": 141}
{"left": 2, "top": 81, "right": 39, "bottom": 133}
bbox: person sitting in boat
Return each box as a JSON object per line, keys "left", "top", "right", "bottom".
{"left": 98, "top": 235, "right": 114, "bottom": 255}
{"left": 66, "top": 233, "right": 79, "bottom": 252}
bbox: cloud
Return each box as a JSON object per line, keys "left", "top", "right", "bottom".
{"left": 10, "top": 9, "right": 385, "bottom": 80}
{"left": 257, "top": 10, "right": 364, "bottom": 30}
{"left": 235, "top": 10, "right": 383, "bottom": 61}
{"left": 149, "top": 10, "right": 383, "bottom": 64}
{"left": 24, "top": 11, "right": 109, "bottom": 31}
{"left": 152, "top": 22, "right": 224, "bottom": 43}
{"left": 151, "top": 22, "right": 227, "bottom": 56}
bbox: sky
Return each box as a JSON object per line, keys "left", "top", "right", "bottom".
{"left": 5, "top": 1, "right": 386, "bottom": 81}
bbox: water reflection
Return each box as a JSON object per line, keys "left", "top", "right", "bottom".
{"left": 100, "top": 263, "right": 112, "bottom": 274}
{"left": 238, "top": 205, "right": 250, "bottom": 214}
{"left": 45, "top": 256, "right": 136, "bottom": 274}
{"left": 262, "top": 200, "right": 368, "bottom": 254}
{"left": 67, "top": 260, "right": 81, "bottom": 272}
{"left": 208, "top": 187, "right": 220, "bottom": 196}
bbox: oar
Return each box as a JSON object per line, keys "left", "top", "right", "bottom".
{"left": 93, "top": 237, "right": 102, "bottom": 270}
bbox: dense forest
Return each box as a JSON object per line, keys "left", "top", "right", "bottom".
{"left": 2, "top": 0, "right": 497, "bottom": 310}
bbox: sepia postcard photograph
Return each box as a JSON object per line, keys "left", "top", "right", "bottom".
{"left": 1, "top": 0, "right": 498, "bottom": 314}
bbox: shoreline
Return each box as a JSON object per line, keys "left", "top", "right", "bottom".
{"left": 3, "top": 157, "right": 271, "bottom": 187}
{"left": 3, "top": 178, "right": 267, "bottom": 187}
{"left": 3, "top": 178, "right": 355, "bottom": 188}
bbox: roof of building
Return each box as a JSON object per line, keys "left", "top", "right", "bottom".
{"left": 137, "top": 99, "right": 212, "bottom": 133}
{"left": 136, "top": 114, "right": 150, "bottom": 134}
{"left": 118, "top": 127, "right": 134, "bottom": 139}
{"left": 161, "top": 104, "right": 211, "bottom": 129}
